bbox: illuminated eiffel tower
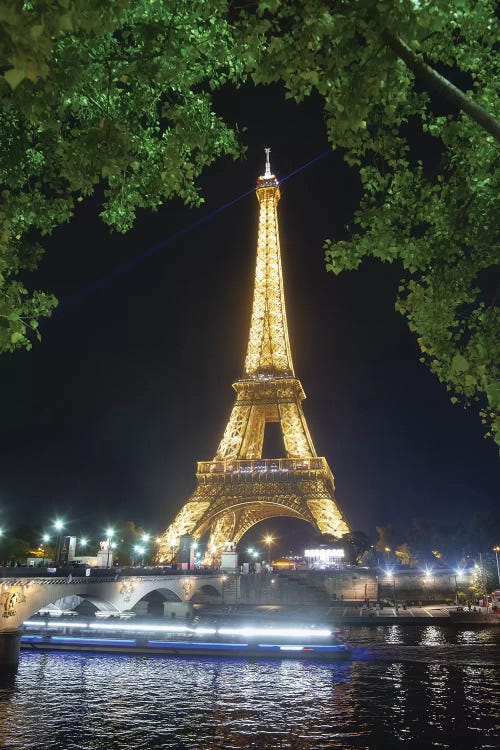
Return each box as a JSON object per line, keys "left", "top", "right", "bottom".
{"left": 157, "top": 150, "right": 349, "bottom": 564}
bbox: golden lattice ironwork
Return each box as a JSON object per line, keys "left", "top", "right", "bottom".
{"left": 157, "top": 150, "right": 350, "bottom": 564}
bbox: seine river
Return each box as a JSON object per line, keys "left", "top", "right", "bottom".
{"left": 0, "top": 625, "right": 498, "bottom": 750}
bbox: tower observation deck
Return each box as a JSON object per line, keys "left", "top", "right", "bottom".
{"left": 157, "top": 150, "right": 350, "bottom": 564}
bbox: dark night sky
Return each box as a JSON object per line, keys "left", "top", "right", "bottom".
{"left": 0, "top": 84, "right": 497, "bottom": 553}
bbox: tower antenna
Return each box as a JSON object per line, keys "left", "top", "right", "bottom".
{"left": 264, "top": 147, "right": 272, "bottom": 178}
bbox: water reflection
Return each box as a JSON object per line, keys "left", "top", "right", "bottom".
{"left": 0, "top": 627, "right": 498, "bottom": 750}
{"left": 384, "top": 625, "right": 404, "bottom": 644}
{"left": 419, "top": 625, "right": 446, "bottom": 646}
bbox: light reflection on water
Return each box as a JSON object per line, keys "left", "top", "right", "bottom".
{"left": 0, "top": 626, "right": 498, "bottom": 750}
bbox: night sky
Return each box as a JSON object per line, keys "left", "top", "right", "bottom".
{"left": 0, "top": 84, "right": 497, "bottom": 553}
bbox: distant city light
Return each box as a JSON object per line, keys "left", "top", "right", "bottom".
{"left": 304, "top": 548, "right": 345, "bottom": 568}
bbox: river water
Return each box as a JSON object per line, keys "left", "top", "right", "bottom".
{"left": 0, "top": 625, "right": 498, "bottom": 750}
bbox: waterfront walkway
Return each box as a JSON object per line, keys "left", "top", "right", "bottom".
{"left": 330, "top": 604, "right": 454, "bottom": 625}
{"left": 205, "top": 603, "right": 497, "bottom": 626}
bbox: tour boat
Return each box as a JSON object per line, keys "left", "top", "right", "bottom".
{"left": 20, "top": 619, "right": 351, "bottom": 660}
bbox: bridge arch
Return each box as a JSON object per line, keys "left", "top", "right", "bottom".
{"left": 189, "top": 584, "right": 222, "bottom": 604}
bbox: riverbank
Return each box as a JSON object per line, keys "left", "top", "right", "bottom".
{"left": 195, "top": 602, "right": 500, "bottom": 626}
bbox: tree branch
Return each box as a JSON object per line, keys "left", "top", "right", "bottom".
{"left": 383, "top": 32, "right": 500, "bottom": 142}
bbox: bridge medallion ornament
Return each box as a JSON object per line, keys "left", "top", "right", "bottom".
{"left": 119, "top": 582, "right": 135, "bottom": 603}
{"left": 157, "top": 150, "right": 350, "bottom": 564}
{"left": 182, "top": 580, "right": 193, "bottom": 600}
{"left": 2, "top": 588, "right": 26, "bottom": 618}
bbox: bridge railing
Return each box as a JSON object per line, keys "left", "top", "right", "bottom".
{"left": 0, "top": 566, "right": 223, "bottom": 580}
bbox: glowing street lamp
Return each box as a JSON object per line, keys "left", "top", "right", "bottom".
{"left": 384, "top": 547, "right": 391, "bottom": 562}
{"left": 105, "top": 528, "right": 114, "bottom": 568}
{"left": 454, "top": 568, "right": 464, "bottom": 604}
{"left": 53, "top": 519, "right": 65, "bottom": 565}
{"left": 385, "top": 567, "right": 398, "bottom": 611}
{"left": 493, "top": 547, "right": 500, "bottom": 587}
{"left": 134, "top": 544, "right": 145, "bottom": 566}
{"left": 263, "top": 535, "right": 274, "bottom": 566}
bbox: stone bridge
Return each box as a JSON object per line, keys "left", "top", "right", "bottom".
{"left": 0, "top": 571, "right": 225, "bottom": 668}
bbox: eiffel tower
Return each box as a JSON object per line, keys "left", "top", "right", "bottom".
{"left": 157, "top": 150, "right": 350, "bottom": 564}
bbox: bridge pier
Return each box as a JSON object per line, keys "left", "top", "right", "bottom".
{"left": 0, "top": 630, "right": 21, "bottom": 669}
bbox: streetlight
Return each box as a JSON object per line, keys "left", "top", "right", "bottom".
{"left": 139, "top": 535, "right": 150, "bottom": 565}
{"left": 53, "top": 520, "right": 65, "bottom": 565}
{"left": 263, "top": 535, "right": 274, "bottom": 566}
{"left": 221, "top": 574, "right": 227, "bottom": 604}
{"left": 493, "top": 547, "right": 500, "bottom": 587}
{"left": 384, "top": 547, "right": 391, "bottom": 562}
{"left": 454, "top": 567, "right": 464, "bottom": 605}
{"left": 40, "top": 533, "right": 50, "bottom": 566}
{"left": 386, "top": 567, "right": 398, "bottom": 611}
{"left": 134, "top": 545, "right": 145, "bottom": 566}
{"left": 105, "top": 528, "right": 114, "bottom": 567}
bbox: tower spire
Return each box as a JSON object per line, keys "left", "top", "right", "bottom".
{"left": 244, "top": 149, "right": 294, "bottom": 377}
{"left": 264, "top": 147, "right": 272, "bottom": 178}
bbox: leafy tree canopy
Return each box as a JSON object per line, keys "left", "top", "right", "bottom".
{"left": 241, "top": 0, "right": 499, "bottom": 443}
{"left": 1, "top": 0, "right": 499, "bottom": 444}
{"left": 0, "top": 0, "right": 242, "bottom": 351}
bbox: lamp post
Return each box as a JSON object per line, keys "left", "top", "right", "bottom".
{"left": 221, "top": 575, "right": 227, "bottom": 605}
{"left": 263, "top": 535, "right": 274, "bottom": 567}
{"left": 134, "top": 545, "right": 145, "bottom": 566}
{"left": 384, "top": 547, "right": 391, "bottom": 562}
{"left": 454, "top": 568, "right": 464, "bottom": 605}
{"left": 53, "top": 520, "right": 64, "bottom": 566}
{"left": 105, "top": 528, "right": 114, "bottom": 567}
{"left": 140, "top": 534, "right": 150, "bottom": 565}
{"left": 493, "top": 547, "right": 500, "bottom": 587}
{"left": 386, "top": 567, "right": 397, "bottom": 611}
